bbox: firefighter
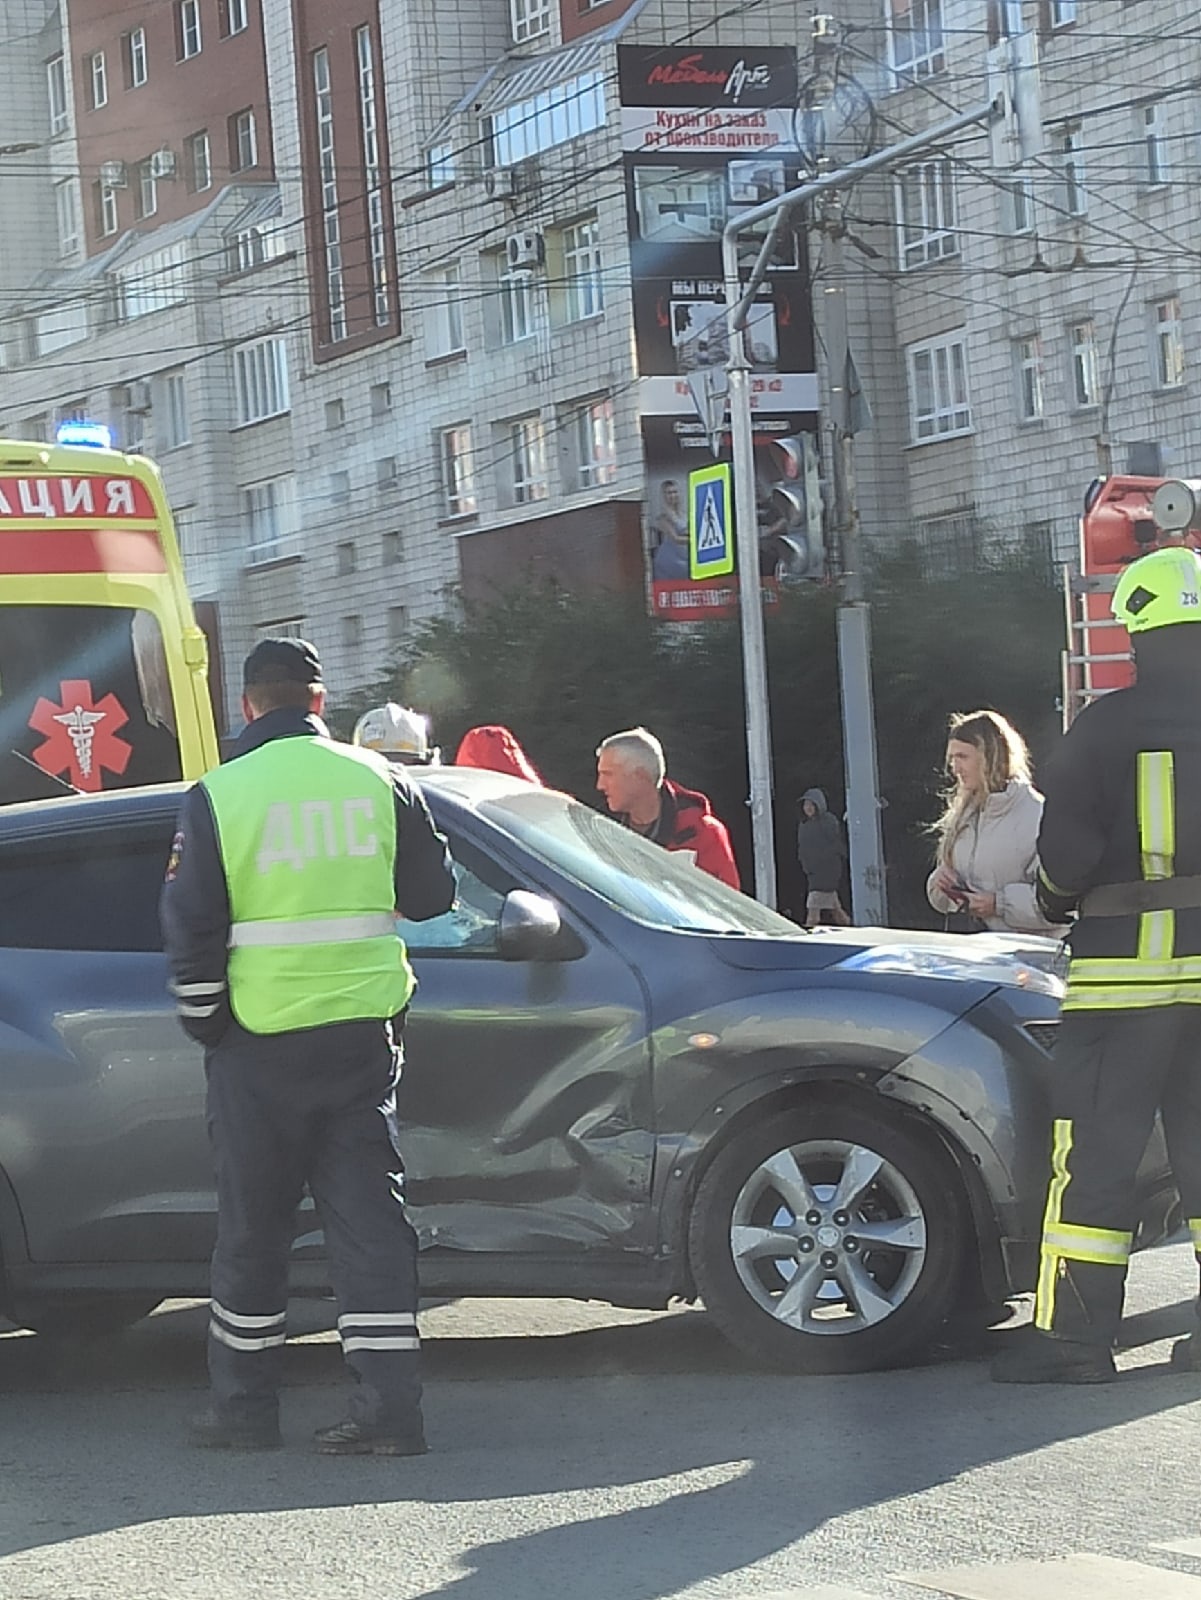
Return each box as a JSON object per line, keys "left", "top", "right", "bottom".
{"left": 993, "top": 545, "right": 1201, "bottom": 1383}
{"left": 161, "top": 638, "right": 456, "bottom": 1450}
{"left": 353, "top": 702, "right": 441, "bottom": 766}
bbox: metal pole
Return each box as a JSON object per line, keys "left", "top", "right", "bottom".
{"left": 722, "top": 230, "right": 777, "bottom": 908}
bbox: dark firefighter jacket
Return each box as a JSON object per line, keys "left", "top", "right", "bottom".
{"left": 160, "top": 708, "right": 455, "bottom": 1046}
{"left": 1036, "top": 626, "right": 1201, "bottom": 1010}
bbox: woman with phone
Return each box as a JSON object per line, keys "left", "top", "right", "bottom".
{"left": 927, "top": 709, "right": 1066, "bottom": 936}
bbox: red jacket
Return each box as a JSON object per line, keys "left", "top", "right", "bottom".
{"left": 653, "top": 779, "right": 741, "bottom": 890}
{"left": 454, "top": 725, "right": 542, "bottom": 784}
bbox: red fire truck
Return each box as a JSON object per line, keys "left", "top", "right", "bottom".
{"left": 1062, "top": 474, "right": 1201, "bottom": 726}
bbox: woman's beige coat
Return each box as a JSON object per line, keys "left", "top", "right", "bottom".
{"left": 925, "top": 779, "right": 1065, "bottom": 936}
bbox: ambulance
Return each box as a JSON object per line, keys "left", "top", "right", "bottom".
{"left": 0, "top": 424, "right": 219, "bottom": 805}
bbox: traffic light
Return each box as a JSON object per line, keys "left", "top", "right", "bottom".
{"left": 759, "top": 432, "right": 825, "bottom": 581}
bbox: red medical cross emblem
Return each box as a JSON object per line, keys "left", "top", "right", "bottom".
{"left": 28, "top": 679, "right": 132, "bottom": 793}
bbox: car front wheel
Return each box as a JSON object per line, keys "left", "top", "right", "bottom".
{"left": 688, "top": 1100, "right": 967, "bottom": 1373}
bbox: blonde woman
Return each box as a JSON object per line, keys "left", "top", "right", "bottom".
{"left": 927, "top": 710, "right": 1065, "bottom": 936}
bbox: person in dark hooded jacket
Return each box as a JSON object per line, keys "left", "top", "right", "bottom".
{"left": 797, "top": 788, "right": 850, "bottom": 926}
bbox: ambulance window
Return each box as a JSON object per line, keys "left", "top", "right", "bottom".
{"left": 0, "top": 606, "right": 183, "bottom": 806}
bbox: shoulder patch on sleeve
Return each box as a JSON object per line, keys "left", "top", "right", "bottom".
{"left": 165, "top": 830, "right": 185, "bottom": 883}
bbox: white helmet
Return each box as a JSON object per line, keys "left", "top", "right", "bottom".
{"left": 352, "top": 703, "right": 436, "bottom": 764}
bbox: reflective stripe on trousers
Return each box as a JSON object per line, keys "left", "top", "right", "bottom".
{"left": 1034, "top": 1118, "right": 1132, "bottom": 1332}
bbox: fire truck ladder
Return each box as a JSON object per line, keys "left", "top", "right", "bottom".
{"left": 1061, "top": 567, "right": 1132, "bottom": 729}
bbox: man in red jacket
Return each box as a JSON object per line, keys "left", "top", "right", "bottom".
{"left": 596, "top": 727, "right": 740, "bottom": 890}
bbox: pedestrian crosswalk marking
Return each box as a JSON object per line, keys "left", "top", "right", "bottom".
{"left": 899, "top": 1551, "right": 1201, "bottom": 1598}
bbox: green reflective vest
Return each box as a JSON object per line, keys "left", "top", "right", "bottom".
{"left": 203, "top": 735, "right": 414, "bottom": 1035}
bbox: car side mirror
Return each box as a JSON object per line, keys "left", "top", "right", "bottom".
{"left": 497, "top": 890, "right": 563, "bottom": 961}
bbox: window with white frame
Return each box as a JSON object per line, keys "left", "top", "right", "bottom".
{"left": 223, "top": 0, "right": 249, "bottom": 35}
{"left": 1006, "top": 174, "right": 1034, "bottom": 234}
{"left": 500, "top": 267, "right": 537, "bottom": 344}
{"left": 118, "top": 243, "right": 188, "bottom": 319}
{"left": 88, "top": 51, "right": 107, "bottom": 110}
{"left": 355, "top": 26, "right": 390, "bottom": 327}
{"left": 886, "top": 0, "right": 944, "bottom": 81}
{"left": 188, "top": 131, "right": 211, "bottom": 192}
{"left": 988, "top": 0, "right": 1023, "bottom": 40}
{"left": 178, "top": 0, "right": 202, "bottom": 59}
{"left": 1141, "top": 101, "right": 1168, "bottom": 186}
{"left": 1015, "top": 335, "right": 1044, "bottom": 420}
{"left": 1153, "top": 296, "right": 1185, "bottom": 388}
{"left": 487, "top": 72, "right": 605, "bottom": 167}
{"left": 124, "top": 27, "right": 147, "bottom": 88}
{"left": 243, "top": 477, "right": 297, "bottom": 564}
{"left": 1058, "top": 125, "right": 1086, "bottom": 215}
{"left": 234, "top": 336, "right": 290, "bottom": 424}
{"left": 569, "top": 397, "right": 617, "bottom": 488}
{"left": 1048, "top": 0, "right": 1076, "bottom": 26}
{"left": 47, "top": 55, "right": 68, "bottom": 134}
{"left": 95, "top": 182, "right": 119, "bottom": 237}
{"left": 312, "top": 50, "right": 346, "bottom": 341}
{"left": 428, "top": 143, "right": 455, "bottom": 188}
{"left": 425, "top": 265, "right": 465, "bottom": 358}
{"left": 160, "top": 370, "right": 190, "bottom": 448}
{"left": 895, "top": 159, "right": 958, "bottom": 269}
{"left": 511, "top": 0, "right": 550, "bottom": 43}
{"left": 1069, "top": 320, "right": 1099, "bottom": 407}
{"left": 906, "top": 333, "right": 971, "bottom": 442}
{"left": 255, "top": 616, "right": 307, "bottom": 641}
{"left": 441, "top": 425, "right": 477, "bottom": 517}
{"left": 509, "top": 415, "right": 548, "bottom": 504}
{"left": 115, "top": 386, "right": 145, "bottom": 453}
{"left": 561, "top": 216, "right": 604, "bottom": 321}
{"left": 54, "top": 179, "right": 79, "bottom": 257}
{"left": 229, "top": 221, "right": 285, "bottom": 272}
{"left": 229, "top": 108, "right": 257, "bottom": 171}
{"left": 138, "top": 161, "right": 157, "bottom": 220}
{"left": 371, "top": 381, "right": 392, "bottom": 416}
{"left": 35, "top": 301, "right": 87, "bottom": 357}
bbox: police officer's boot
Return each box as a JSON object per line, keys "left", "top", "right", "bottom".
{"left": 991, "top": 1326, "right": 1117, "bottom": 1384}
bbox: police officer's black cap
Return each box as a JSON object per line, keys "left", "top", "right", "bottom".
{"left": 242, "top": 637, "right": 323, "bottom": 689}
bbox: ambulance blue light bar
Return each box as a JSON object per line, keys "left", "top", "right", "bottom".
{"left": 55, "top": 421, "right": 113, "bottom": 449}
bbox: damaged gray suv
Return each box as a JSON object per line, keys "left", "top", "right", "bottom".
{"left": 0, "top": 769, "right": 1177, "bottom": 1371}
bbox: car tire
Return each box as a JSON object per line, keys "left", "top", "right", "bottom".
{"left": 15, "top": 1295, "right": 162, "bottom": 1340}
{"left": 688, "top": 1100, "right": 967, "bottom": 1373}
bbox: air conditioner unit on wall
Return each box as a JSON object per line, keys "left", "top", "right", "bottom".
{"left": 126, "top": 380, "right": 152, "bottom": 414}
{"left": 484, "top": 167, "right": 518, "bottom": 200}
{"left": 505, "top": 229, "right": 544, "bottom": 270}
{"left": 149, "top": 148, "right": 177, "bottom": 180}
{"left": 99, "top": 160, "right": 127, "bottom": 188}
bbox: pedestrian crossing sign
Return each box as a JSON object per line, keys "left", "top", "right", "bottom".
{"left": 688, "top": 463, "right": 733, "bottom": 581}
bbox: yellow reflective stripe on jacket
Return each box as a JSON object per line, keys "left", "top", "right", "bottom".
{"left": 1137, "top": 751, "right": 1176, "bottom": 963}
{"left": 1041, "top": 1222, "right": 1131, "bottom": 1265}
{"left": 1189, "top": 1219, "right": 1201, "bottom": 1256}
{"left": 1068, "top": 955, "right": 1201, "bottom": 983}
{"left": 1063, "top": 984, "right": 1201, "bottom": 1010}
{"left": 1038, "top": 864, "right": 1075, "bottom": 899}
{"left": 1034, "top": 1119, "right": 1074, "bottom": 1332}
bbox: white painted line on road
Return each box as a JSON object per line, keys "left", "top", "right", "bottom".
{"left": 898, "top": 1553, "right": 1201, "bottom": 1598}
{"left": 735, "top": 1590, "right": 881, "bottom": 1599}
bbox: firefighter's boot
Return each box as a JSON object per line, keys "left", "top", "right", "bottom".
{"left": 991, "top": 1328, "right": 1117, "bottom": 1385}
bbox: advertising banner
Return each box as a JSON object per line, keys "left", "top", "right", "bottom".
{"left": 619, "top": 45, "right": 821, "bottom": 618}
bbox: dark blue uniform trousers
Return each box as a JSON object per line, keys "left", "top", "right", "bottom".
{"left": 204, "top": 1016, "right": 421, "bottom": 1432}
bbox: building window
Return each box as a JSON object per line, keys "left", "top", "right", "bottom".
{"left": 328, "top": 471, "right": 350, "bottom": 504}
{"left": 138, "top": 162, "right": 157, "bottom": 220}
{"left": 569, "top": 397, "right": 617, "bottom": 488}
{"left": 1015, "top": 336, "right": 1044, "bottom": 421}
{"left": 54, "top": 179, "right": 79, "bottom": 257}
{"left": 425, "top": 265, "right": 465, "bottom": 358}
{"left": 229, "top": 108, "right": 257, "bottom": 172}
{"left": 47, "top": 55, "right": 68, "bottom": 134}
{"left": 906, "top": 333, "right": 972, "bottom": 442}
{"left": 441, "top": 425, "right": 477, "bottom": 518}
{"left": 187, "top": 131, "right": 211, "bottom": 192}
{"left": 1069, "top": 320, "right": 1099, "bottom": 408}
{"left": 341, "top": 615, "right": 362, "bottom": 655}
{"left": 428, "top": 144, "right": 455, "bottom": 188}
{"left": 987, "top": 0, "right": 1022, "bottom": 41}
{"left": 381, "top": 529, "right": 402, "bottom": 564}
{"left": 886, "top": 0, "right": 944, "bottom": 81}
{"left": 230, "top": 221, "right": 284, "bottom": 272}
{"left": 88, "top": 51, "right": 108, "bottom": 110}
{"left": 511, "top": 0, "right": 550, "bottom": 40}
{"left": 312, "top": 50, "right": 346, "bottom": 342}
{"left": 387, "top": 605, "right": 407, "bottom": 645}
{"left": 124, "top": 27, "right": 148, "bottom": 88}
{"left": 509, "top": 415, "right": 548, "bottom": 504}
{"left": 160, "top": 370, "right": 190, "bottom": 448}
{"left": 177, "top": 0, "right": 202, "bottom": 60}
{"left": 222, "top": 0, "right": 250, "bottom": 35}
{"left": 376, "top": 456, "right": 397, "bottom": 490}
{"left": 1141, "top": 102, "right": 1168, "bottom": 186}
{"left": 487, "top": 71, "right": 605, "bottom": 167}
{"left": 95, "top": 182, "right": 119, "bottom": 237}
{"left": 1047, "top": 0, "right": 1076, "bottom": 26}
{"left": 355, "top": 26, "right": 391, "bottom": 328}
{"left": 325, "top": 398, "right": 345, "bottom": 430}
{"left": 561, "top": 216, "right": 604, "bottom": 321}
{"left": 1006, "top": 174, "right": 1033, "bottom": 234}
{"left": 234, "top": 336, "right": 290, "bottom": 424}
{"left": 895, "top": 159, "right": 958, "bottom": 269}
{"left": 1153, "top": 296, "right": 1185, "bottom": 388}
{"left": 336, "top": 540, "right": 356, "bottom": 574}
{"left": 243, "top": 476, "right": 297, "bottom": 565}
{"left": 118, "top": 243, "right": 188, "bottom": 319}
{"left": 255, "top": 616, "right": 307, "bottom": 641}
{"left": 1059, "top": 126, "right": 1086, "bottom": 215}
{"left": 500, "top": 268, "right": 537, "bottom": 344}
{"left": 370, "top": 382, "right": 392, "bottom": 415}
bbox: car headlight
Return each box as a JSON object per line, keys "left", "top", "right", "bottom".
{"left": 837, "top": 944, "right": 1065, "bottom": 999}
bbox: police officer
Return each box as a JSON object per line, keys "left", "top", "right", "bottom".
{"left": 161, "top": 638, "right": 455, "bottom": 1450}
{"left": 993, "top": 546, "right": 1201, "bottom": 1383}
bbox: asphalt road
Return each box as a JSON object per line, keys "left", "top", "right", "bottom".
{"left": 3, "top": 1245, "right": 1201, "bottom": 1600}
